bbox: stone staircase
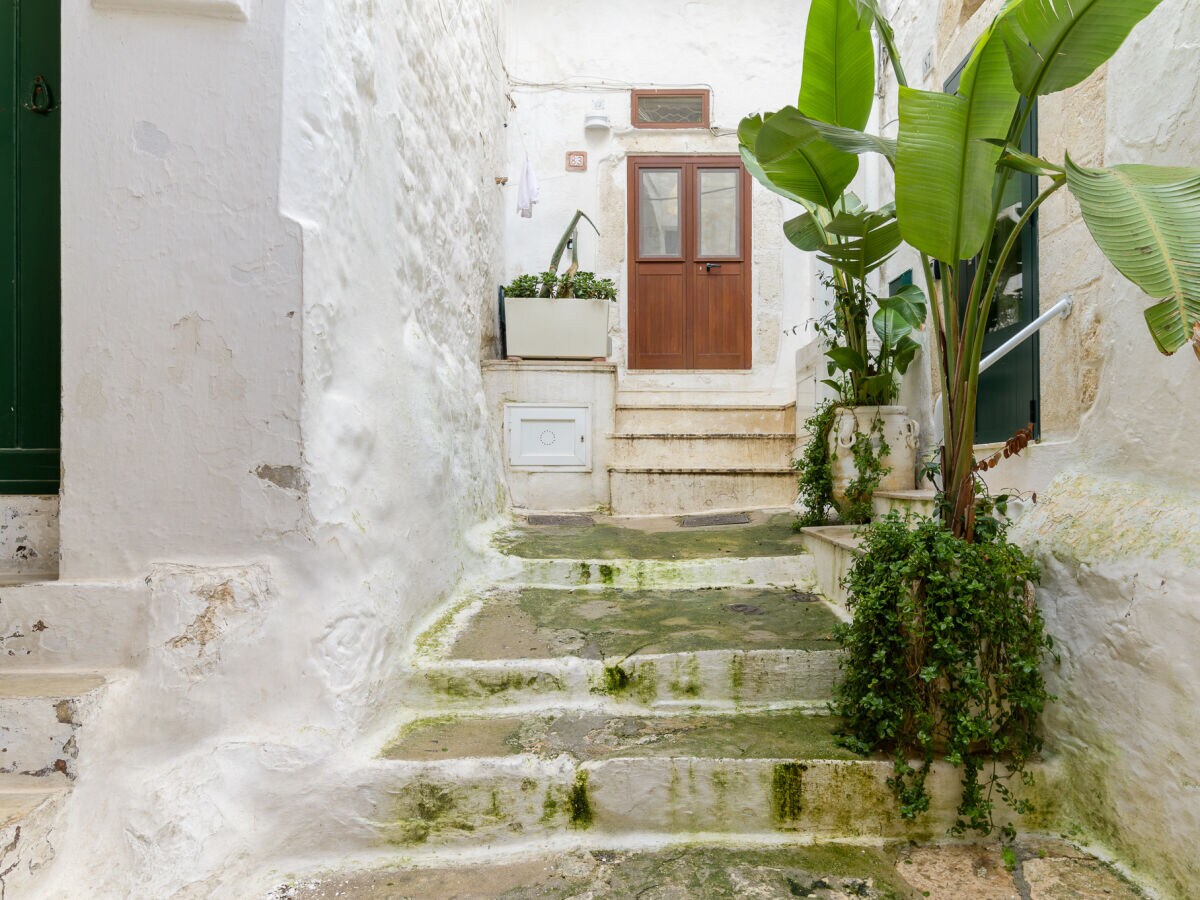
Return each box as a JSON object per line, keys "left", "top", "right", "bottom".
{"left": 607, "top": 399, "right": 799, "bottom": 515}
{"left": 376, "top": 511, "right": 989, "bottom": 851}
{"left": 269, "top": 510, "right": 1147, "bottom": 898}
{"left": 0, "top": 580, "right": 125, "bottom": 880}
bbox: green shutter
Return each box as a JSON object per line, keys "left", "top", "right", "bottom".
{"left": 0, "top": 0, "right": 60, "bottom": 494}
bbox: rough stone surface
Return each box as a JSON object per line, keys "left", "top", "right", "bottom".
{"left": 446, "top": 586, "right": 840, "bottom": 660}
{"left": 494, "top": 511, "right": 806, "bottom": 560}
{"left": 384, "top": 708, "right": 854, "bottom": 762}
{"left": 0, "top": 497, "right": 59, "bottom": 582}
{"left": 271, "top": 841, "right": 1143, "bottom": 900}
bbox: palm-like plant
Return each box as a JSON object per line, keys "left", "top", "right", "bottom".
{"left": 740, "top": 0, "right": 925, "bottom": 410}
{"left": 743, "top": 0, "right": 1199, "bottom": 540}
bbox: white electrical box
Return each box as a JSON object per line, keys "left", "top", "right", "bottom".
{"left": 506, "top": 405, "right": 590, "bottom": 469}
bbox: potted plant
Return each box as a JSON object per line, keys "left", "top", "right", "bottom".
{"left": 741, "top": 0, "right": 1198, "bottom": 835}
{"left": 503, "top": 210, "right": 616, "bottom": 360}
{"left": 739, "top": 159, "right": 926, "bottom": 525}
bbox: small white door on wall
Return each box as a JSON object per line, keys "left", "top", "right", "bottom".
{"left": 505, "top": 405, "right": 590, "bottom": 469}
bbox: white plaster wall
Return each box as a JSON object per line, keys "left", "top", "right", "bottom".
{"left": 13, "top": 0, "right": 511, "bottom": 895}
{"left": 503, "top": 0, "right": 824, "bottom": 398}
{"left": 881, "top": 2, "right": 1200, "bottom": 895}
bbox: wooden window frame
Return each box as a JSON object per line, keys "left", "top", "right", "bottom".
{"left": 630, "top": 89, "right": 711, "bottom": 130}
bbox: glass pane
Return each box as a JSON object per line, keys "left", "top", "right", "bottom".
{"left": 639, "top": 169, "right": 682, "bottom": 257}
{"left": 985, "top": 175, "right": 1025, "bottom": 332}
{"left": 637, "top": 94, "right": 704, "bottom": 125}
{"left": 698, "top": 169, "right": 740, "bottom": 257}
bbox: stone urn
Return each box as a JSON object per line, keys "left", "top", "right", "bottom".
{"left": 828, "top": 405, "right": 919, "bottom": 510}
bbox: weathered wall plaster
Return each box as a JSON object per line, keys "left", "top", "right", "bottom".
{"left": 503, "top": 0, "right": 830, "bottom": 399}
{"left": 883, "top": 2, "right": 1200, "bottom": 895}
{"left": 9, "top": 0, "right": 511, "bottom": 895}
{"left": 0, "top": 496, "right": 59, "bottom": 581}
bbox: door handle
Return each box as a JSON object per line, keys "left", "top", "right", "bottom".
{"left": 24, "top": 76, "right": 56, "bottom": 116}
{"left": 705, "top": 263, "right": 722, "bottom": 271}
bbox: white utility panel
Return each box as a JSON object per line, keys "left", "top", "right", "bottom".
{"left": 506, "top": 405, "right": 590, "bottom": 468}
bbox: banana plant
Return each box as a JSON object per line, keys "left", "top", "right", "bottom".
{"left": 895, "top": 0, "right": 1198, "bottom": 539}
{"left": 745, "top": 0, "right": 1199, "bottom": 541}
{"left": 739, "top": 0, "right": 926, "bottom": 411}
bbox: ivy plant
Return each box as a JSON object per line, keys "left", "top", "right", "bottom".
{"left": 833, "top": 513, "right": 1055, "bottom": 836}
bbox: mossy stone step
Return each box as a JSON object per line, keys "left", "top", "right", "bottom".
{"left": 373, "top": 709, "right": 1050, "bottom": 847}
{"left": 445, "top": 586, "right": 841, "bottom": 661}
{"left": 494, "top": 511, "right": 805, "bottom": 560}
{"left": 383, "top": 708, "right": 855, "bottom": 763}
{"left": 272, "top": 840, "right": 1148, "bottom": 900}
{"left": 405, "top": 646, "right": 844, "bottom": 707}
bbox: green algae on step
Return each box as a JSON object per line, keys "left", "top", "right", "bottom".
{"left": 494, "top": 511, "right": 805, "bottom": 560}
{"left": 446, "top": 586, "right": 840, "bottom": 660}
{"left": 270, "top": 844, "right": 920, "bottom": 899}
{"left": 382, "top": 708, "right": 857, "bottom": 762}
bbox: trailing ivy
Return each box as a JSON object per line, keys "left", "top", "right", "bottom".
{"left": 840, "top": 414, "right": 891, "bottom": 525}
{"left": 793, "top": 402, "right": 837, "bottom": 529}
{"left": 832, "top": 513, "right": 1054, "bottom": 837}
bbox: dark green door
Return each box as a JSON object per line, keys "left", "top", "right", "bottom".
{"left": 1, "top": 0, "right": 59, "bottom": 494}
{"left": 947, "top": 62, "right": 1040, "bottom": 444}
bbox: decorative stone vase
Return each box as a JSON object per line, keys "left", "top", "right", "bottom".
{"left": 827, "top": 405, "right": 919, "bottom": 510}
{"left": 504, "top": 297, "right": 610, "bottom": 360}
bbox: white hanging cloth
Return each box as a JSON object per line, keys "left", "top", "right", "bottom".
{"left": 516, "top": 155, "right": 540, "bottom": 218}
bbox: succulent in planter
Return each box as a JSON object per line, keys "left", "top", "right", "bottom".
{"left": 504, "top": 270, "right": 616, "bottom": 301}
{"left": 502, "top": 210, "right": 615, "bottom": 360}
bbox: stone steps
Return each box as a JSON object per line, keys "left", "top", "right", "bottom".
{"left": 798, "top": 526, "right": 862, "bottom": 611}
{"left": 0, "top": 772, "right": 69, "bottom": 826}
{"left": 613, "top": 402, "right": 796, "bottom": 436}
{"left": 405, "top": 579, "right": 844, "bottom": 708}
{"left": 371, "top": 513, "right": 943, "bottom": 854}
{"left": 872, "top": 488, "right": 938, "bottom": 518}
{"left": 372, "top": 706, "right": 1028, "bottom": 849}
{"left": 608, "top": 467, "right": 798, "bottom": 516}
{"left": 0, "top": 672, "right": 107, "bottom": 779}
{"left": 269, "top": 839, "right": 1147, "bottom": 899}
{"left": 609, "top": 432, "right": 797, "bottom": 468}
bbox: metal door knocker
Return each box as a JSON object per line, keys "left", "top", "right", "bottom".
{"left": 24, "top": 75, "right": 57, "bottom": 116}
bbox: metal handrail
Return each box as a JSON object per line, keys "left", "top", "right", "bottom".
{"left": 978, "top": 295, "right": 1073, "bottom": 375}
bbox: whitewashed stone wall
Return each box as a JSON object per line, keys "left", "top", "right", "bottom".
{"left": 883, "top": 2, "right": 1200, "bottom": 895}
{"left": 6, "top": 0, "right": 509, "bottom": 895}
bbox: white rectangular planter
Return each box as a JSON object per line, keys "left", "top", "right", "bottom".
{"left": 504, "top": 297, "right": 610, "bottom": 360}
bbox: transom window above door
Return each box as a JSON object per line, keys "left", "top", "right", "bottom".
{"left": 630, "top": 90, "right": 710, "bottom": 129}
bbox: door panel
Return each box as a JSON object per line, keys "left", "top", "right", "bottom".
{"left": 1, "top": 0, "right": 61, "bottom": 493}
{"left": 691, "top": 260, "right": 747, "bottom": 369}
{"left": 632, "top": 264, "right": 688, "bottom": 369}
{"left": 628, "top": 156, "right": 751, "bottom": 370}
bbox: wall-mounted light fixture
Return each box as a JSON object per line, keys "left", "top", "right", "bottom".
{"left": 584, "top": 99, "right": 611, "bottom": 132}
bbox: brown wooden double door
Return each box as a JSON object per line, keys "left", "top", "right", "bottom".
{"left": 627, "top": 156, "right": 752, "bottom": 370}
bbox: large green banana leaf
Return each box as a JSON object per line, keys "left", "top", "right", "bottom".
{"left": 895, "top": 25, "right": 1019, "bottom": 263}
{"left": 799, "top": 0, "right": 875, "bottom": 130}
{"left": 738, "top": 115, "right": 821, "bottom": 210}
{"left": 1065, "top": 156, "right": 1200, "bottom": 359}
{"left": 744, "top": 111, "right": 859, "bottom": 210}
{"left": 755, "top": 107, "right": 897, "bottom": 161}
{"left": 783, "top": 212, "right": 827, "bottom": 251}
{"left": 1001, "top": 0, "right": 1163, "bottom": 98}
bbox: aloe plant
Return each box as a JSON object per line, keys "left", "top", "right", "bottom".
{"left": 743, "top": 0, "right": 1199, "bottom": 540}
